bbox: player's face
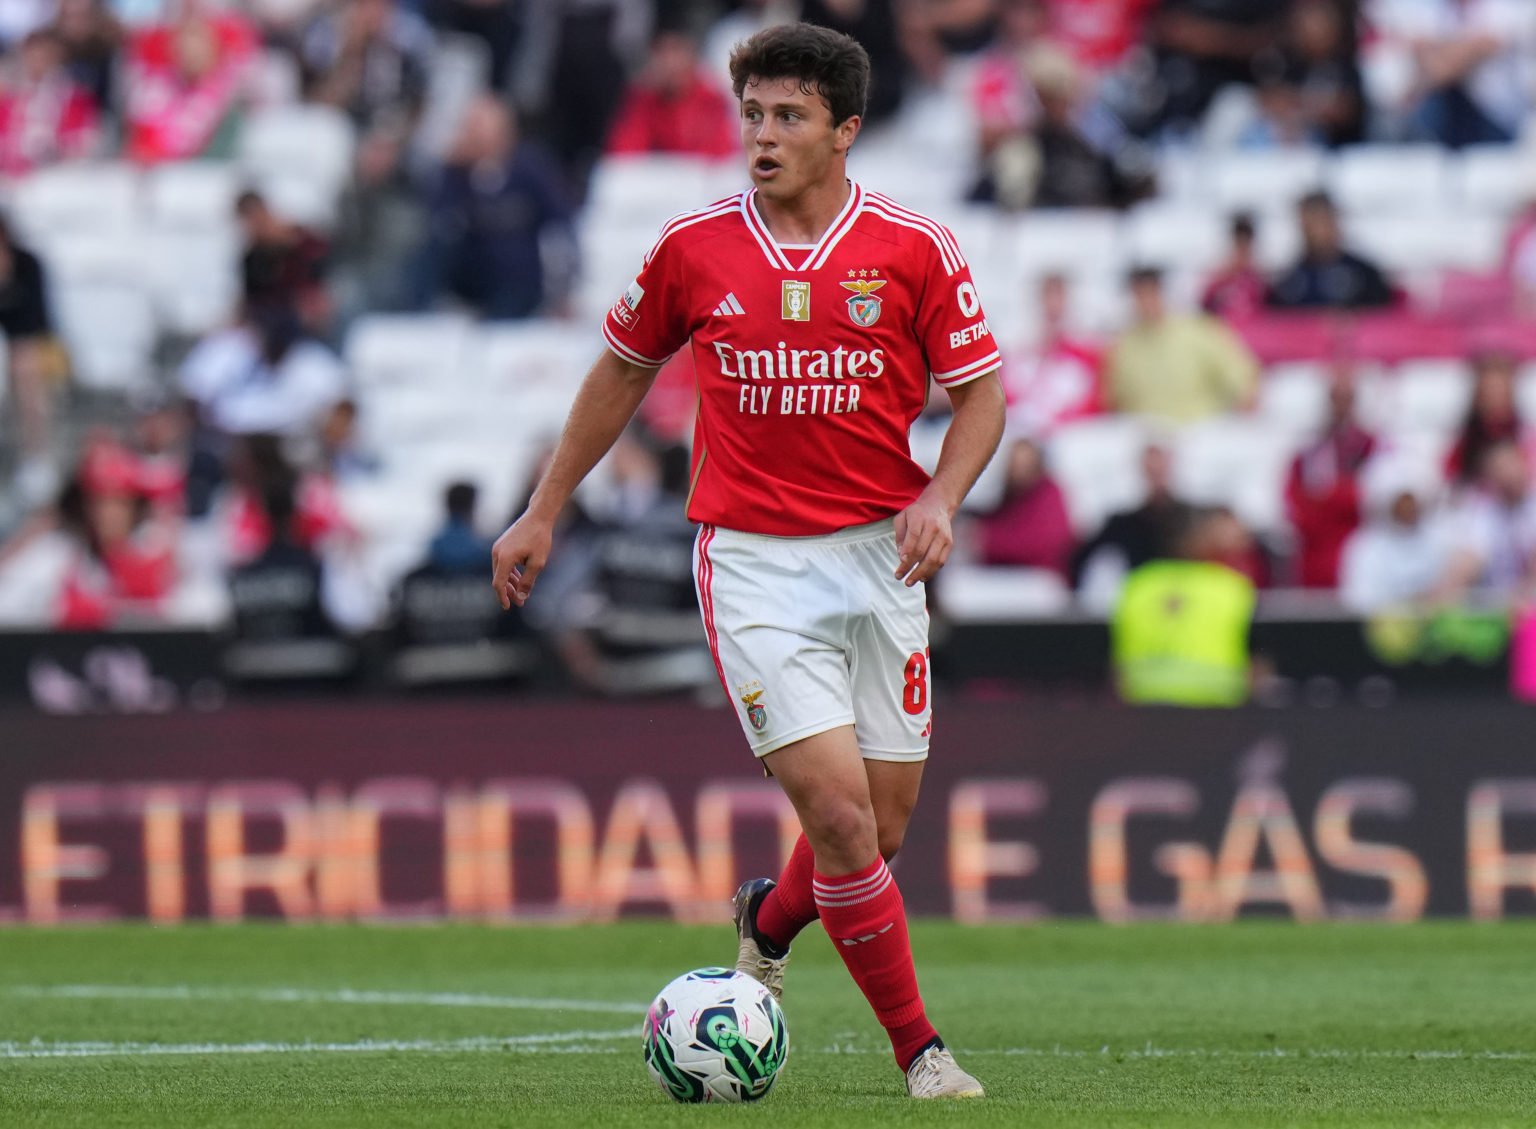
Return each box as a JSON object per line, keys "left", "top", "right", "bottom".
{"left": 740, "top": 76, "right": 859, "bottom": 202}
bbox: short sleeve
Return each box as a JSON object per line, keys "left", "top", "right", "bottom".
{"left": 913, "top": 231, "right": 1002, "bottom": 388}
{"left": 601, "top": 224, "right": 693, "bottom": 369}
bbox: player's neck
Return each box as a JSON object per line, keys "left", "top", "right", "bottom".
{"left": 753, "top": 177, "right": 852, "bottom": 247}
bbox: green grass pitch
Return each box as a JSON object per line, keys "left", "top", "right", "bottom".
{"left": 1, "top": 921, "right": 1533, "bottom": 1127}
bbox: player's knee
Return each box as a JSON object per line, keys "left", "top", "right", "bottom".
{"left": 803, "top": 799, "right": 877, "bottom": 867}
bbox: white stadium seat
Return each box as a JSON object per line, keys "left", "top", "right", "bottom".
{"left": 1347, "top": 210, "right": 1505, "bottom": 273}
{"left": 471, "top": 322, "right": 595, "bottom": 397}
{"left": 1011, "top": 210, "right": 1123, "bottom": 279}
{"left": 1046, "top": 415, "right": 1149, "bottom": 534}
{"left": 11, "top": 162, "right": 138, "bottom": 249}
{"left": 53, "top": 280, "right": 157, "bottom": 392}
{"left": 937, "top": 565, "right": 1071, "bottom": 621}
{"left": 1392, "top": 359, "right": 1474, "bottom": 435}
{"left": 1329, "top": 146, "right": 1450, "bottom": 213}
{"left": 1124, "top": 202, "right": 1228, "bottom": 273}
{"left": 141, "top": 227, "right": 242, "bottom": 335}
{"left": 1172, "top": 417, "right": 1295, "bottom": 532}
{"left": 1259, "top": 362, "right": 1331, "bottom": 440}
{"left": 1210, "top": 150, "right": 1326, "bottom": 212}
{"left": 1518, "top": 364, "right": 1536, "bottom": 423}
{"left": 587, "top": 157, "right": 723, "bottom": 228}
{"left": 345, "top": 313, "right": 474, "bottom": 391}
{"left": 238, "top": 105, "right": 355, "bottom": 225}
{"left": 1456, "top": 144, "right": 1536, "bottom": 215}
{"left": 144, "top": 162, "right": 241, "bottom": 229}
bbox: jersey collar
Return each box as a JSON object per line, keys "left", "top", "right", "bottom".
{"left": 740, "top": 181, "right": 864, "bottom": 273}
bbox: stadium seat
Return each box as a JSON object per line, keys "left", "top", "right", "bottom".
{"left": 53, "top": 280, "right": 157, "bottom": 392}
{"left": 1123, "top": 202, "right": 1228, "bottom": 273}
{"left": 1328, "top": 146, "right": 1450, "bottom": 213}
{"left": 11, "top": 162, "right": 138, "bottom": 250}
{"left": 413, "top": 33, "right": 490, "bottom": 162}
{"left": 345, "top": 313, "right": 474, "bottom": 391}
{"left": 1011, "top": 210, "right": 1123, "bottom": 279}
{"left": 1172, "top": 416, "right": 1295, "bottom": 532}
{"left": 1392, "top": 359, "right": 1474, "bottom": 434}
{"left": 1516, "top": 363, "right": 1536, "bottom": 423}
{"left": 471, "top": 322, "right": 595, "bottom": 397}
{"left": 1046, "top": 415, "right": 1149, "bottom": 534}
{"left": 936, "top": 564, "right": 1071, "bottom": 621}
{"left": 587, "top": 157, "right": 722, "bottom": 228}
{"left": 1456, "top": 144, "right": 1536, "bottom": 215}
{"left": 144, "top": 162, "right": 241, "bottom": 229}
{"left": 1258, "top": 362, "right": 1331, "bottom": 440}
{"left": 141, "top": 227, "right": 242, "bottom": 336}
{"left": 1209, "top": 151, "right": 1326, "bottom": 212}
{"left": 238, "top": 105, "right": 355, "bottom": 226}
{"left": 1347, "top": 211, "right": 1505, "bottom": 273}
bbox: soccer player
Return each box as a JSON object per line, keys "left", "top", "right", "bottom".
{"left": 491, "top": 23, "right": 1004, "bottom": 1099}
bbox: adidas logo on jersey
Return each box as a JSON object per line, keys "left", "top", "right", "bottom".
{"left": 713, "top": 292, "right": 746, "bottom": 317}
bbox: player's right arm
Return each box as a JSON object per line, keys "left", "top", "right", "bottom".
{"left": 493, "top": 209, "right": 700, "bottom": 609}
{"left": 491, "top": 349, "right": 659, "bottom": 610}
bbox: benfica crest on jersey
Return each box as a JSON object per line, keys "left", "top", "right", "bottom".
{"left": 840, "top": 273, "right": 887, "bottom": 327}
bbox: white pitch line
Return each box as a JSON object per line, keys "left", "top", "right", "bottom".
{"left": 8, "top": 985, "right": 649, "bottom": 1015}
{"left": 0, "top": 1029, "right": 637, "bottom": 1060}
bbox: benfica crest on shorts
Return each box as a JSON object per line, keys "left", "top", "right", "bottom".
{"left": 739, "top": 681, "right": 768, "bottom": 732}
{"left": 840, "top": 272, "right": 887, "bottom": 327}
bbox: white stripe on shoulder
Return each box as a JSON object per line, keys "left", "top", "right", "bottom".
{"left": 932, "top": 352, "right": 1002, "bottom": 385}
{"left": 864, "top": 194, "right": 963, "bottom": 267}
{"left": 602, "top": 323, "right": 668, "bottom": 368}
{"left": 865, "top": 192, "right": 964, "bottom": 264}
{"left": 862, "top": 201, "right": 963, "bottom": 275}
{"left": 643, "top": 196, "right": 743, "bottom": 266}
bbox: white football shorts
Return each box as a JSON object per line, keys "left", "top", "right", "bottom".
{"left": 693, "top": 517, "right": 933, "bottom": 761}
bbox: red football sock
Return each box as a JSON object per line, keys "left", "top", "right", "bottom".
{"left": 813, "top": 856, "right": 939, "bottom": 1071}
{"left": 755, "top": 833, "right": 817, "bottom": 951}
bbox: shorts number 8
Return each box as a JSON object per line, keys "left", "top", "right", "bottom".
{"left": 901, "top": 650, "right": 929, "bottom": 715}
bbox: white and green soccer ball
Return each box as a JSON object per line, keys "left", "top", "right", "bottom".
{"left": 642, "top": 967, "right": 789, "bottom": 1103}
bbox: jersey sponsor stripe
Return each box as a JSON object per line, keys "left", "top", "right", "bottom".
{"left": 643, "top": 198, "right": 741, "bottom": 266}
{"left": 695, "top": 524, "right": 728, "bottom": 692}
{"left": 865, "top": 192, "right": 964, "bottom": 266}
{"left": 601, "top": 323, "right": 668, "bottom": 368}
{"left": 932, "top": 352, "right": 1002, "bottom": 385}
{"left": 863, "top": 200, "right": 963, "bottom": 275}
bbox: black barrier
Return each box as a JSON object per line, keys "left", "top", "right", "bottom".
{"left": 1, "top": 699, "right": 1533, "bottom": 924}
{"left": 0, "top": 612, "right": 1517, "bottom": 709}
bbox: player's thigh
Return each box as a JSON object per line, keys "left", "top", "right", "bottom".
{"left": 695, "top": 528, "right": 854, "bottom": 756}
{"left": 761, "top": 724, "right": 878, "bottom": 870}
{"left": 847, "top": 544, "right": 933, "bottom": 763}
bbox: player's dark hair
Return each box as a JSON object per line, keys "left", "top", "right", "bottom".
{"left": 729, "top": 22, "right": 870, "bottom": 126}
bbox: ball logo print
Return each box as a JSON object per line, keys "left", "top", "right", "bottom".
{"left": 642, "top": 968, "right": 789, "bottom": 1103}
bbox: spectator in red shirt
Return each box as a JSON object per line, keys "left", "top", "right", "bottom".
{"left": 1284, "top": 363, "right": 1375, "bottom": 588}
{"left": 1201, "top": 213, "right": 1268, "bottom": 320}
{"left": 974, "top": 436, "right": 1077, "bottom": 577}
{"left": 0, "top": 29, "right": 100, "bottom": 177}
{"left": 1046, "top": 0, "right": 1156, "bottom": 73}
{"left": 123, "top": 0, "right": 256, "bottom": 164}
{"left": 606, "top": 30, "right": 735, "bottom": 160}
{"left": 1002, "top": 273, "right": 1103, "bottom": 436}
{"left": 54, "top": 460, "right": 179, "bottom": 629}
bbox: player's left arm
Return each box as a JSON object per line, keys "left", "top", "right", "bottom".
{"left": 894, "top": 371, "right": 1005, "bottom": 587}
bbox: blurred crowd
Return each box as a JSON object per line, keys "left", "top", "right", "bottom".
{"left": 0, "top": 0, "right": 1533, "bottom": 693}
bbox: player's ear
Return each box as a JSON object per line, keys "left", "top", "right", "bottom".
{"left": 833, "top": 114, "right": 861, "bottom": 155}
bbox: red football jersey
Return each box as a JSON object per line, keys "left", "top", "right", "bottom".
{"left": 603, "top": 182, "right": 1001, "bottom": 536}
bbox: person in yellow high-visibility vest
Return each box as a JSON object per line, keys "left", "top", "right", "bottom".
{"left": 1112, "top": 508, "right": 1257, "bottom": 707}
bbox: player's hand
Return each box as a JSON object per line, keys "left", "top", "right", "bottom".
{"left": 491, "top": 515, "right": 554, "bottom": 610}
{"left": 893, "top": 491, "right": 953, "bottom": 587}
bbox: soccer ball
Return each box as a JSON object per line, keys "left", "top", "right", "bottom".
{"left": 642, "top": 967, "right": 789, "bottom": 1103}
